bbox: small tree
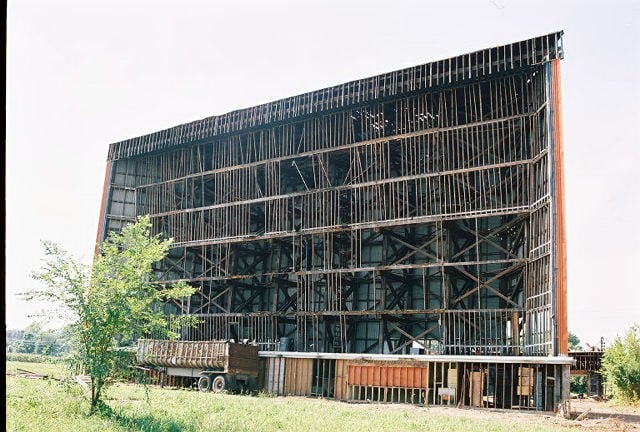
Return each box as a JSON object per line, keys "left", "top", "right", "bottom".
{"left": 568, "top": 331, "right": 585, "bottom": 396}
{"left": 601, "top": 325, "right": 640, "bottom": 402}
{"left": 569, "top": 332, "right": 582, "bottom": 351}
{"left": 27, "top": 216, "right": 195, "bottom": 414}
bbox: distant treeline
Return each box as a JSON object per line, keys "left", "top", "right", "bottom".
{"left": 6, "top": 323, "right": 71, "bottom": 356}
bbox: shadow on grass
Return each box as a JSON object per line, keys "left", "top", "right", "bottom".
{"left": 96, "top": 401, "right": 190, "bottom": 432}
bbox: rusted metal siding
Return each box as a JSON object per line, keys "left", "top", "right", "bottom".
{"left": 94, "top": 160, "right": 112, "bottom": 254}
{"left": 136, "top": 339, "right": 258, "bottom": 376}
{"left": 347, "top": 363, "right": 428, "bottom": 389}
{"left": 340, "top": 361, "right": 430, "bottom": 404}
{"left": 551, "top": 58, "right": 568, "bottom": 355}
{"left": 141, "top": 368, "right": 193, "bottom": 388}
{"left": 227, "top": 343, "right": 260, "bottom": 377}
{"left": 137, "top": 339, "right": 227, "bottom": 368}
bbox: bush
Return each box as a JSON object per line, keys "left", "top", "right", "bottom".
{"left": 27, "top": 216, "right": 196, "bottom": 414}
{"left": 602, "top": 325, "right": 640, "bottom": 402}
{"left": 570, "top": 375, "right": 587, "bottom": 397}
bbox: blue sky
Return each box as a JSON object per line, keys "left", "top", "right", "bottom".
{"left": 6, "top": 0, "right": 639, "bottom": 348}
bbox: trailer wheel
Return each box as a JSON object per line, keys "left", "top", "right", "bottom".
{"left": 211, "top": 375, "right": 226, "bottom": 393}
{"left": 197, "top": 375, "right": 211, "bottom": 392}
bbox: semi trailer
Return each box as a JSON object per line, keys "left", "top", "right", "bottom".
{"left": 136, "top": 339, "right": 259, "bottom": 392}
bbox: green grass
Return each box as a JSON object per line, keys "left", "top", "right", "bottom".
{"left": 6, "top": 359, "right": 71, "bottom": 379}
{"left": 7, "top": 361, "right": 573, "bottom": 432}
{"left": 6, "top": 352, "right": 66, "bottom": 364}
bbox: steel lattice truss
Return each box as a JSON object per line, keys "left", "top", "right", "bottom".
{"left": 98, "top": 32, "right": 567, "bottom": 357}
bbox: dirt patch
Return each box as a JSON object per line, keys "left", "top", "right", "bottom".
{"left": 567, "top": 399, "right": 639, "bottom": 431}
{"left": 315, "top": 397, "right": 640, "bottom": 431}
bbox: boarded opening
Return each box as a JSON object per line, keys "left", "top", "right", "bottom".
{"left": 284, "top": 358, "right": 313, "bottom": 396}
{"left": 264, "top": 357, "right": 286, "bottom": 394}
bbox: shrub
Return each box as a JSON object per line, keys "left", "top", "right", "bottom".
{"left": 602, "top": 325, "right": 640, "bottom": 402}
{"left": 570, "top": 375, "right": 587, "bottom": 396}
{"left": 26, "top": 216, "right": 196, "bottom": 414}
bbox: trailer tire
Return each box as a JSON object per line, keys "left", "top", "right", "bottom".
{"left": 197, "top": 375, "right": 211, "bottom": 392}
{"left": 211, "top": 375, "right": 226, "bottom": 393}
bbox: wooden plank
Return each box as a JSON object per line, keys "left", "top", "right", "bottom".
{"left": 284, "top": 358, "right": 313, "bottom": 396}
{"left": 266, "top": 357, "right": 285, "bottom": 394}
{"left": 447, "top": 368, "right": 458, "bottom": 388}
{"left": 517, "top": 366, "right": 534, "bottom": 396}
{"left": 470, "top": 370, "right": 484, "bottom": 407}
{"left": 334, "top": 360, "right": 347, "bottom": 400}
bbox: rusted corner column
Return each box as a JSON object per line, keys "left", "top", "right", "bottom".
{"left": 551, "top": 59, "right": 568, "bottom": 356}
{"left": 94, "top": 160, "right": 113, "bottom": 256}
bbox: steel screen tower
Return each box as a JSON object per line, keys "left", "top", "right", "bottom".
{"left": 98, "top": 32, "right": 570, "bottom": 410}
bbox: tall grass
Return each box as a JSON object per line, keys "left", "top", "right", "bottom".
{"left": 7, "top": 361, "right": 572, "bottom": 432}
{"left": 6, "top": 352, "right": 65, "bottom": 364}
{"left": 6, "top": 359, "right": 70, "bottom": 379}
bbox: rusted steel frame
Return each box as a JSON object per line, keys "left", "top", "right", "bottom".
{"left": 450, "top": 215, "right": 527, "bottom": 261}
{"left": 457, "top": 223, "right": 520, "bottom": 262}
{"left": 108, "top": 33, "right": 563, "bottom": 161}
{"left": 451, "top": 262, "right": 524, "bottom": 307}
{"left": 94, "top": 160, "right": 113, "bottom": 252}
{"left": 165, "top": 297, "right": 189, "bottom": 314}
{"left": 196, "top": 246, "right": 230, "bottom": 278}
{"left": 163, "top": 205, "right": 531, "bottom": 249}
{"left": 204, "top": 285, "right": 231, "bottom": 314}
{"left": 157, "top": 252, "right": 187, "bottom": 280}
{"left": 230, "top": 286, "right": 266, "bottom": 314}
{"left": 550, "top": 59, "right": 567, "bottom": 355}
{"left": 259, "top": 351, "right": 574, "bottom": 365}
{"left": 105, "top": 36, "right": 566, "bottom": 359}
{"left": 144, "top": 157, "right": 532, "bottom": 219}
{"left": 295, "top": 308, "right": 520, "bottom": 317}
{"left": 442, "top": 309, "right": 524, "bottom": 352}
{"left": 194, "top": 284, "right": 212, "bottom": 313}
{"left": 384, "top": 229, "right": 441, "bottom": 264}
{"left": 569, "top": 351, "right": 602, "bottom": 373}
{"left": 388, "top": 324, "right": 439, "bottom": 355}
{"left": 156, "top": 257, "right": 526, "bottom": 286}
{"left": 378, "top": 272, "right": 409, "bottom": 311}
{"left": 136, "top": 111, "right": 533, "bottom": 190}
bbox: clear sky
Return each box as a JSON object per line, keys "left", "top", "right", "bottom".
{"left": 6, "top": 0, "right": 639, "bottom": 348}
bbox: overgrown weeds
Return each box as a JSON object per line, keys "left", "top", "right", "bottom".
{"left": 7, "top": 361, "right": 574, "bottom": 432}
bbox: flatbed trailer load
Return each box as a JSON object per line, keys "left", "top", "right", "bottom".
{"left": 136, "top": 339, "right": 259, "bottom": 392}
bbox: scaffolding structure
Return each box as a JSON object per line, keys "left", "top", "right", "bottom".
{"left": 98, "top": 32, "right": 568, "bottom": 378}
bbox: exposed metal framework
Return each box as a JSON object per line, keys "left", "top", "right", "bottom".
{"left": 569, "top": 351, "right": 605, "bottom": 398}
{"left": 259, "top": 352, "right": 572, "bottom": 409}
{"left": 98, "top": 32, "right": 567, "bottom": 361}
